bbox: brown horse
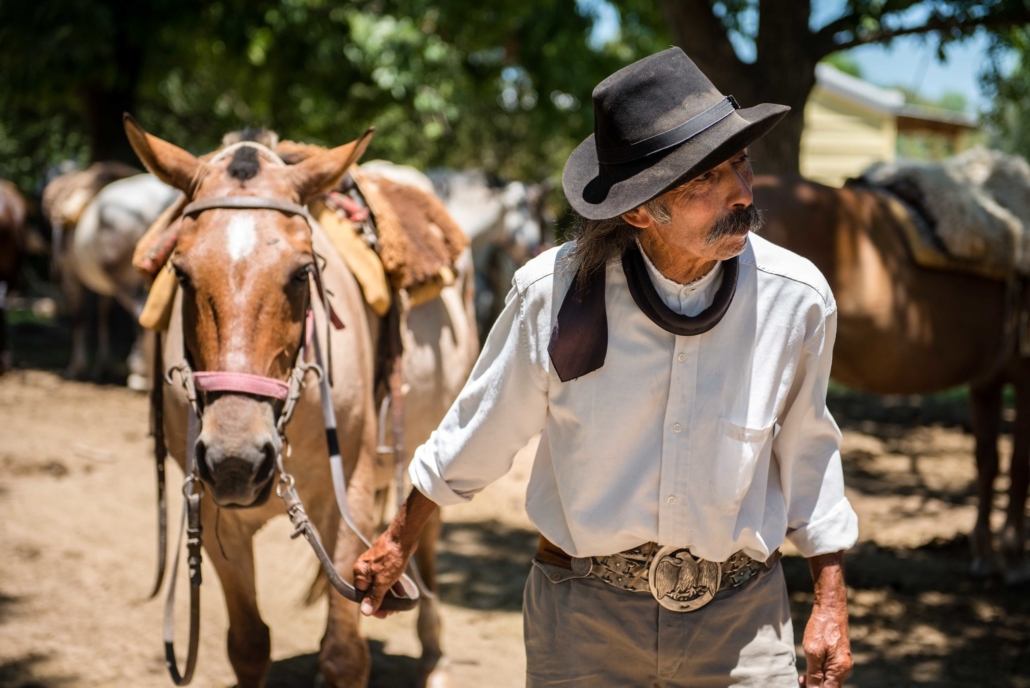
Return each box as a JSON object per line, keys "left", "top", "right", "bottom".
{"left": 754, "top": 175, "right": 1028, "bottom": 583}
{"left": 0, "top": 179, "right": 27, "bottom": 373}
{"left": 124, "top": 119, "right": 478, "bottom": 686}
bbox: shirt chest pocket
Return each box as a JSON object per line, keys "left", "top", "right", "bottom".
{"left": 711, "top": 418, "right": 775, "bottom": 513}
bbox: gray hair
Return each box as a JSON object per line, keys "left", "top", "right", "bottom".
{"left": 564, "top": 196, "right": 671, "bottom": 279}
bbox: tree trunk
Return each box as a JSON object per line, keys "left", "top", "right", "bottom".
{"left": 80, "top": 5, "right": 144, "bottom": 165}
{"left": 661, "top": 0, "right": 818, "bottom": 176}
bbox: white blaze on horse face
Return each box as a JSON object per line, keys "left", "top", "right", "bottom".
{"left": 226, "top": 215, "right": 257, "bottom": 262}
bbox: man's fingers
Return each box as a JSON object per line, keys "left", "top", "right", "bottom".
{"left": 353, "top": 559, "right": 372, "bottom": 592}
{"left": 360, "top": 577, "right": 394, "bottom": 617}
{"left": 805, "top": 651, "right": 826, "bottom": 688}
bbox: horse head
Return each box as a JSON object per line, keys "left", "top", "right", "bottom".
{"left": 124, "top": 115, "right": 372, "bottom": 507}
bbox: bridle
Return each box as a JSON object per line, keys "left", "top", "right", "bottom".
{"left": 148, "top": 142, "right": 419, "bottom": 686}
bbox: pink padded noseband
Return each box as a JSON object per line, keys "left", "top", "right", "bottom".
{"left": 188, "top": 312, "right": 314, "bottom": 402}
{"left": 192, "top": 371, "right": 290, "bottom": 401}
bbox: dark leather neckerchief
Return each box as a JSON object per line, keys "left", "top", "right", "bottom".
{"left": 548, "top": 245, "right": 738, "bottom": 382}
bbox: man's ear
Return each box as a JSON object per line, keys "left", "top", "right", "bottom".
{"left": 621, "top": 205, "right": 654, "bottom": 229}
{"left": 123, "top": 114, "right": 204, "bottom": 194}
{"left": 287, "top": 127, "right": 375, "bottom": 202}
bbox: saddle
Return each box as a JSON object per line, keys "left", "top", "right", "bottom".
{"left": 42, "top": 161, "right": 140, "bottom": 228}
{"left": 852, "top": 148, "right": 1030, "bottom": 282}
{"left": 134, "top": 138, "right": 467, "bottom": 331}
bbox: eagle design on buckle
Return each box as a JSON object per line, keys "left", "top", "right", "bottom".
{"left": 648, "top": 546, "right": 721, "bottom": 612}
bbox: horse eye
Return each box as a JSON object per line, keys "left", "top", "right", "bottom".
{"left": 292, "top": 266, "right": 312, "bottom": 284}
{"left": 172, "top": 265, "right": 192, "bottom": 288}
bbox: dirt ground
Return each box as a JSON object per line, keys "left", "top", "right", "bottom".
{"left": 1, "top": 370, "right": 1028, "bottom": 688}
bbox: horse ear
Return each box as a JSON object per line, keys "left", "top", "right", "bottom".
{"left": 123, "top": 113, "right": 203, "bottom": 194}
{"left": 287, "top": 127, "right": 375, "bottom": 202}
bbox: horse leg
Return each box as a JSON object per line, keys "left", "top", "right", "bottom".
{"left": 1002, "top": 369, "right": 1030, "bottom": 583}
{"left": 415, "top": 507, "right": 449, "bottom": 688}
{"left": 319, "top": 449, "right": 376, "bottom": 687}
{"left": 202, "top": 508, "right": 271, "bottom": 688}
{"left": 970, "top": 378, "right": 1004, "bottom": 577}
{"left": 64, "top": 274, "right": 89, "bottom": 379}
{"left": 90, "top": 294, "right": 112, "bottom": 382}
{"left": 126, "top": 327, "right": 152, "bottom": 392}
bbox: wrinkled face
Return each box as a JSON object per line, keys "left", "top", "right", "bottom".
{"left": 171, "top": 154, "right": 313, "bottom": 506}
{"left": 124, "top": 117, "right": 371, "bottom": 507}
{"left": 625, "top": 149, "right": 759, "bottom": 264}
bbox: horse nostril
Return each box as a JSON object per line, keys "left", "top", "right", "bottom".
{"left": 254, "top": 441, "right": 277, "bottom": 484}
{"left": 194, "top": 438, "right": 212, "bottom": 481}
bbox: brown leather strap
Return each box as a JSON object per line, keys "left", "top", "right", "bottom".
{"left": 535, "top": 535, "right": 574, "bottom": 569}
{"left": 181, "top": 195, "right": 309, "bottom": 218}
{"left": 147, "top": 333, "right": 168, "bottom": 601}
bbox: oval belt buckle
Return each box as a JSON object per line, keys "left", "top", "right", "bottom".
{"left": 647, "top": 545, "right": 721, "bottom": 612}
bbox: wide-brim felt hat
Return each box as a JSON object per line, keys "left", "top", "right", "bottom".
{"left": 563, "top": 47, "right": 790, "bottom": 221}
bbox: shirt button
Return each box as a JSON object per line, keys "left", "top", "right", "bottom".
{"left": 667, "top": 495, "right": 677, "bottom": 505}
{"left": 677, "top": 353, "right": 686, "bottom": 362}
{"left": 672, "top": 423, "right": 682, "bottom": 433}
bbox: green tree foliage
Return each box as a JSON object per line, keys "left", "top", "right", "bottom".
{"left": 984, "top": 25, "right": 1030, "bottom": 159}
{"left": 3, "top": 1, "right": 1028, "bottom": 200}
{"left": 0, "top": 0, "right": 663, "bottom": 199}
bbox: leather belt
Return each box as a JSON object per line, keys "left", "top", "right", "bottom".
{"left": 535, "top": 535, "right": 781, "bottom": 612}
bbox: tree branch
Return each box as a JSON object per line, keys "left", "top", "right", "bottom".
{"left": 815, "top": 6, "right": 1030, "bottom": 57}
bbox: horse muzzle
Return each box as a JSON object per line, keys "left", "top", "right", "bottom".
{"left": 194, "top": 395, "right": 281, "bottom": 507}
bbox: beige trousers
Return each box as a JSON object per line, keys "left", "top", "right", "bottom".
{"left": 523, "top": 558, "right": 797, "bottom": 688}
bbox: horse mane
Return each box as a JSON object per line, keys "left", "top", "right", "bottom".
{"left": 227, "top": 147, "right": 261, "bottom": 181}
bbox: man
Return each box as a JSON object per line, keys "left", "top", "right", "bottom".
{"left": 355, "top": 47, "right": 857, "bottom": 687}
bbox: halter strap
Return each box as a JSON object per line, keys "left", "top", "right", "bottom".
{"left": 182, "top": 195, "right": 309, "bottom": 218}
{"left": 192, "top": 372, "right": 290, "bottom": 401}
{"left": 208, "top": 140, "right": 286, "bottom": 167}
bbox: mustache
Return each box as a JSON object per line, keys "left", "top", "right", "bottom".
{"left": 705, "top": 205, "right": 764, "bottom": 246}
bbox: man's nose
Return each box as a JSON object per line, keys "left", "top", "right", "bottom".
{"left": 725, "top": 167, "right": 753, "bottom": 209}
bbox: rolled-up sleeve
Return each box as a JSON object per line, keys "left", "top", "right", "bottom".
{"left": 409, "top": 282, "right": 549, "bottom": 506}
{"left": 774, "top": 307, "right": 859, "bottom": 557}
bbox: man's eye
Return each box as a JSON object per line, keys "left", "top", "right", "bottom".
{"left": 696, "top": 172, "right": 712, "bottom": 182}
{"left": 735, "top": 154, "right": 751, "bottom": 165}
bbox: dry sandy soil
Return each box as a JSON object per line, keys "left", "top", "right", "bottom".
{"left": 1, "top": 371, "right": 1028, "bottom": 688}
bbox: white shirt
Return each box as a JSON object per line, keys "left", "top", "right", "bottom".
{"left": 410, "top": 233, "right": 859, "bottom": 562}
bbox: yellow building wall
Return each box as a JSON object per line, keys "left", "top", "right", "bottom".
{"left": 799, "top": 89, "right": 897, "bottom": 187}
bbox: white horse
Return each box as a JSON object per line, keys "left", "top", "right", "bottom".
{"left": 425, "top": 170, "right": 550, "bottom": 334}
{"left": 62, "top": 173, "right": 178, "bottom": 387}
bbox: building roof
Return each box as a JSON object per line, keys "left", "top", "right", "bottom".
{"left": 814, "top": 63, "right": 978, "bottom": 130}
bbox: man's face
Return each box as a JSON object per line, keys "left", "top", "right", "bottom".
{"left": 622, "top": 150, "right": 758, "bottom": 262}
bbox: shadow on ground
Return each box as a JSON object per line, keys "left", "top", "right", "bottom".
{"left": 784, "top": 536, "right": 1030, "bottom": 688}
{"left": 0, "top": 591, "right": 75, "bottom": 688}
{"left": 266, "top": 641, "right": 419, "bottom": 688}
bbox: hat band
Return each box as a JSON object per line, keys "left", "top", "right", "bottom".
{"left": 596, "top": 95, "right": 739, "bottom": 166}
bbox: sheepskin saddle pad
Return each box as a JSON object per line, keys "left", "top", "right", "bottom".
{"left": 855, "top": 147, "right": 1030, "bottom": 280}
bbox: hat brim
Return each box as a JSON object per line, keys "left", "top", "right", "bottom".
{"left": 563, "top": 103, "right": 790, "bottom": 220}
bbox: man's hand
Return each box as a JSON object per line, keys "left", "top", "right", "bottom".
{"left": 352, "top": 488, "right": 438, "bottom": 617}
{"left": 799, "top": 551, "right": 852, "bottom": 687}
{"left": 354, "top": 531, "right": 412, "bottom": 618}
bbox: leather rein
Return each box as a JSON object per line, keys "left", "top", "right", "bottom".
{"left": 148, "top": 187, "right": 419, "bottom": 686}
